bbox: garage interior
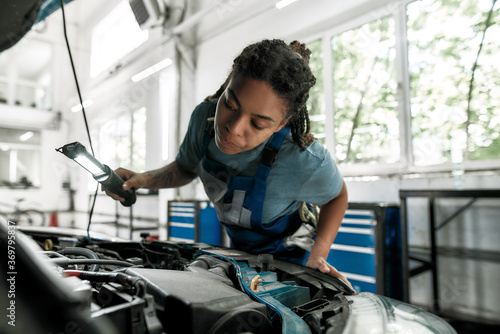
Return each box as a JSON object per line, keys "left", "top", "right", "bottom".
{"left": 0, "top": 0, "right": 499, "bottom": 333}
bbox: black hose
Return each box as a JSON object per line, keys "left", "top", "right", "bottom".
{"left": 65, "top": 271, "right": 146, "bottom": 297}
{"left": 190, "top": 255, "right": 225, "bottom": 269}
{"left": 58, "top": 247, "right": 100, "bottom": 272}
{"left": 188, "top": 255, "right": 233, "bottom": 284}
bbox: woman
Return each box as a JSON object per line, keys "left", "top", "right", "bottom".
{"left": 105, "top": 39, "right": 350, "bottom": 285}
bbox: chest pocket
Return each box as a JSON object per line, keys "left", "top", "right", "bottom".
{"left": 197, "top": 163, "right": 252, "bottom": 229}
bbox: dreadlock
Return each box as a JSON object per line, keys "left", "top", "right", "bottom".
{"left": 205, "top": 39, "right": 317, "bottom": 149}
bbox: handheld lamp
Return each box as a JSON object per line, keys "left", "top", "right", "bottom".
{"left": 56, "top": 142, "right": 136, "bottom": 206}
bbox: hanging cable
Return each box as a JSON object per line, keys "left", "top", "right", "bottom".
{"left": 59, "top": 0, "right": 98, "bottom": 240}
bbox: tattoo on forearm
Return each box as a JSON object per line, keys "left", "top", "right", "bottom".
{"left": 147, "top": 166, "right": 174, "bottom": 188}
{"left": 146, "top": 163, "right": 194, "bottom": 189}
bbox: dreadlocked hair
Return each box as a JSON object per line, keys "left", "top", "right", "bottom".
{"left": 205, "top": 39, "right": 317, "bottom": 149}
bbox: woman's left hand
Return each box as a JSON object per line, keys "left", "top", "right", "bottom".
{"left": 306, "top": 256, "right": 355, "bottom": 292}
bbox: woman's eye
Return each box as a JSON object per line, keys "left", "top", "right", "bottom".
{"left": 223, "top": 97, "right": 263, "bottom": 130}
{"left": 252, "top": 121, "right": 264, "bottom": 130}
{"left": 225, "top": 99, "right": 237, "bottom": 112}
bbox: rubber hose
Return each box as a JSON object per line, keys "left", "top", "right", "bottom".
{"left": 59, "top": 247, "right": 100, "bottom": 272}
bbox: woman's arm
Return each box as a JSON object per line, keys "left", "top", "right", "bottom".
{"left": 103, "top": 160, "right": 197, "bottom": 202}
{"left": 306, "top": 181, "right": 352, "bottom": 287}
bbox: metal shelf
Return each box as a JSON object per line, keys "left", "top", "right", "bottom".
{"left": 89, "top": 193, "right": 159, "bottom": 239}
{"left": 399, "top": 189, "right": 500, "bottom": 314}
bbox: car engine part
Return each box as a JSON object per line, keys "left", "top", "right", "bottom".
{"left": 0, "top": 224, "right": 458, "bottom": 334}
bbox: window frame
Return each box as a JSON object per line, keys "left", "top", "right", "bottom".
{"left": 0, "top": 126, "right": 42, "bottom": 188}
{"left": 89, "top": 0, "right": 149, "bottom": 79}
{"left": 302, "top": 0, "right": 500, "bottom": 177}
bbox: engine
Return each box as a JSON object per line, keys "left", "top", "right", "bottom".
{"left": 1, "top": 224, "right": 459, "bottom": 334}
{"left": 4, "top": 228, "right": 352, "bottom": 334}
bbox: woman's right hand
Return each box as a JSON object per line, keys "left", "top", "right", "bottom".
{"left": 101, "top": 167, "right": 146, "bottom": 203}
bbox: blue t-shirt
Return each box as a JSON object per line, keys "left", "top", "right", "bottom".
{"left": 176, "top": 99, "right": 344, "bottom": 224}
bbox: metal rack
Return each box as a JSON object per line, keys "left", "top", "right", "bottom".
{"left": 399, "top": 189, "right": 500, "bottom": 313}
{"left": 89, "top": 193, "right": 159, "bottom": 239}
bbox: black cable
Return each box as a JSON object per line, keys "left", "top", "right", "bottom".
{"left": 59, "top": 0, "right": 94, "bottom": 156}
{"left": 59, "top": 0, "right": 99, "bottom": 239}
{"left": 87, "top": 186, "right": 98, "bottom": 238}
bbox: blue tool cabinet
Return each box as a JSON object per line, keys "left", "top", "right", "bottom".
{"left": 327, "top": 203, "right": 403, "bottom": 299}
{"left": 167, "top": 200, "right": 221, "bottom": 246}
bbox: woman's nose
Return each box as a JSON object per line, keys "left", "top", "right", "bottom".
{"left": 226, "top": 115, "right": 245, "bottom": 136}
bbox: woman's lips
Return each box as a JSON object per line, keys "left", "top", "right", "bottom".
{"left": 215, "top": 125, "right": 239, "bottom": 150}
{"left": 220, "top": 136, "right": 238, "bottom": 149}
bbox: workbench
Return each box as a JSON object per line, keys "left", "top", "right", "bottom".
{"left": 399, "top": 189, "right": 500, "bottom": 313}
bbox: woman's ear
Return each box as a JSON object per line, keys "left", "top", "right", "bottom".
{"left": 275, "top": 115, "right": 292, "bottom": 132}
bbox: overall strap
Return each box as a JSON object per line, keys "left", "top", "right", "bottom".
{"left": 260, "top": 127, "right": 290, "bottom": 168}
{"left": 254, "top": 127, "right": 290, "bottom": 182}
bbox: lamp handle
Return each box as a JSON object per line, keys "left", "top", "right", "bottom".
{"left": 95, "top": 166, "right": 137, "bottom": 207}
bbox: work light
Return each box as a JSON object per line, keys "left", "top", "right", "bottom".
{"left": 56, "top": 142, "right": 136, "bottom": 206}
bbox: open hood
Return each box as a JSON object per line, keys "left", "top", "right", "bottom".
{"left": 0, "top": 0, "right": 74, "bottom": 53}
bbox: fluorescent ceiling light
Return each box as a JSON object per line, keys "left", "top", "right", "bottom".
{"left": 71, "top": 99, "right": 94, "bottom": 113}
{"left": 276, "top": 0, "right": 299, "bottom": 9}
{"left": 19, "top": 131, "right": 34, "bottom": 142}
{"left": 131, "top": 58, "right": 173, "bottom": 82}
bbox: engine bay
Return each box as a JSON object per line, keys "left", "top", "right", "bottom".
{"left": 5, "top": 227, "right": 353, "bottom": 334}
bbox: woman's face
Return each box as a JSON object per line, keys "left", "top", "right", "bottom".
{"left": 214, "top": 75, "right": 289, "bottom": 155}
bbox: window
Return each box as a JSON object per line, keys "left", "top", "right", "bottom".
{"left": 307, "top": 0, "right": 499, "bottom": 175}
{"left": 0, "top": 38, "right": 52, "bottom": 110}
{"left": 332, "top": 15, "right": 399, "bottom": 165}
{"left": 0, "top": 127, "right": 41, "bottom": 188}
{"left": 97, "top": 107, "right": 147, "bottom": 174}
{"left": 90, "top": 1, "right": 149, "bottom": 78}
{"left": 407, "top": 0, "right": 500, "bottom": 165}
